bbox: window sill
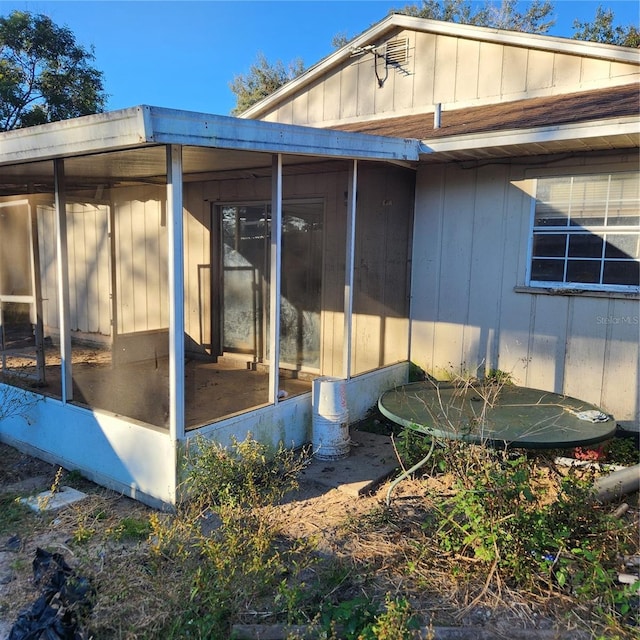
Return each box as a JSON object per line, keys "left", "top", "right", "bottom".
{"left": 514, "top": 286, "right": 639, "bottom": 301}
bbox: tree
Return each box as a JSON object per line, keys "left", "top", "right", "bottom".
{"left": 229, "top": 52, "right": 305, "bottom": 115}
{"left": 394, "top": 0, "right": 555, "bottom": 33}
{"left": 0, "top": 10, "right": 106, "bottom": 131}
{"left": 573, "top": 5, "right": 640, "bottom": 47}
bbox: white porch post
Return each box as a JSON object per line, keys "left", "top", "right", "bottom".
{"left": 54, "top": 159, "right": 72, "bottom": 401}
{"left": 343, "top": 160, "right": 358, "bottom": 380}
{"left": 268, "top": 154, "right": 283, "bottom": 404}
{"left": 167, "top": 145, "right": 185, "bottom": 441}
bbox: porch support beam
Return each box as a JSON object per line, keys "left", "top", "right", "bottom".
{"left": 343, "top": 160, "right": 358, "bottom": 380}
{"left": 54, "top": 159, "right": 72, "bottom": 401}
{"left": 268, "top": 154, "right": 283, "bottom": 404}
{"left": 167, "top": 144, "right": 185, "bottom": 442}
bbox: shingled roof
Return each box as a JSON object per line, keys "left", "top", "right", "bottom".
{"left": 331, "top": 84, "right": 639, "bottom": 140}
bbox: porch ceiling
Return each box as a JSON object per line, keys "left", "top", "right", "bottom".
{"left": 0, "top": 146, "right": 355, "bottom": 195}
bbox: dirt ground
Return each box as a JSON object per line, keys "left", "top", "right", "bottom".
{"left": 0, "top": 441, "right": 637, "bottom": 639}
{"left": 0, "top": 442, "right": 403, "bottom": 638}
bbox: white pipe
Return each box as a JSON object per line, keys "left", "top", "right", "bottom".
{"left": 434, "top": 103, "right": 442, "bottom": 129}
{"left": 593, "top": 463, "right": 640, "bottom": 504}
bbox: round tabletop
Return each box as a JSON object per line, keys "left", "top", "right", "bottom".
{"left": 378, "top": 382, "right": 617, "bottom": 449}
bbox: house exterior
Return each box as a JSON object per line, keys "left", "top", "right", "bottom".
{"left": 243, "top": 14, "right": 640, "bottom": 429}
{"left": 0, "top": 15, "right": 637, "bottom": 507}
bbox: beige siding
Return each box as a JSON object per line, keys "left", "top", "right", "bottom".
{"left": 352, "top": 166, "right": 413, "bottom": 375}
{"left": 433, "top": 34, "right": 457, "bottom": 104}
{"left": 502, "top": 46, "right": 529, "bottom": 95}
{"left": 410, "top": 154, "right": 639, "bottom": 423}
{"left": 413, "top": 32, "right": 437, "bottom": 107}
{"left": 455, "top": 38, "right": 480, "bottom": 102}
{"left": 477, "top": 42, "right": 504, "bottom": 98}
{"left": 256, "top": 27, "right": 639, "bottom": 126}
{"left": 183, "top": 182, "right": 211, "bottom": 352}
{"left": 113, "top": 186, "right": 168, "bottom": 334}
{"left": 37, "top": 202, "right": 111, "bottom": 338}
{"left": 526, "top": 49, "right": 554, "bottom": 91}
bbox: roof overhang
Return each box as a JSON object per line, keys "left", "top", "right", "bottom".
{"left": 418, "top": 116, "right": 640, "bottom": 162}
{"left": 0, "top": 105, "right": 419, "bottom": 167}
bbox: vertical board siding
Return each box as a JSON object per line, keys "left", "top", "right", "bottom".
{"left": 563, "top": 296, "right": 609, "bottom": 404}
{"left": 183, "top": 182, "right": 210, "bottom": 351}
{"left": 477, "top": 42, "right": 504, "bottom": 98}
{"left": 114, "top": 186, "right": 168, "bottom": 335}
{"left": 495, "top": 172, "right": 534, "bottom": 384}
{"left": 411, "top": 166, "right": 445, "bottom": 374}
{"left": 256, "top": 28, "right": 638, "bottom": 126}
{"left": 411, "top": 156, "right": 639, "bottom": 422}
{"left": 340, "top": 63, "right": 359, "bottom": 120}
{"left": 526, "top": 49, "right": 554, "bottom": 91}
{"left": 36, "top": 203, "right": 111, "bottom": 338}
{"left": 552, "top": 52, "right": 583, "bottom": 87}
{"left": 433, "top": 35, "right": 457, "bottom": 104}
{"left": 502, "top": 46, "right": 529, "bottom": 95}
{"left": 465, "top": 165, "right": 509, "bottom": 374}
{"left": 37, "top": 205, "right": 59, "bottom": 332}
{"left": 413, "top": 32, "right": 437, "bottom": 108}
{"left": 525, "top": 294, "right": 569, "bottom": 391}
{"left": 601, "top": 298, "right": 639, "bottom": 420}
{"left": 352, "top": 166, "right": 413, "bottom": 375}
{"left": 455, "top": 39, "right": 480, "bottom": 102}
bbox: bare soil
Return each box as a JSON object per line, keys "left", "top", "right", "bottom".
{"left": 0, "top": 442, "right": 637, "bottom": 639}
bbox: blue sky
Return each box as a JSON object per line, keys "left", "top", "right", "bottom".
{"left": 1, "top": 1, "right": 638, "bottom": 115}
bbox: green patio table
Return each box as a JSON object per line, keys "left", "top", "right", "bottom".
{"left": 378, "top": 381, "right": 617, "bottom": 504}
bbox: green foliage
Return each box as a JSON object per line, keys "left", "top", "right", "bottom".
{"left": 0, "top": 494, "right": 33, "bottom": 535}
{"left": 319, "top": 596, "right": 379, "bottom": 639}
{"left": 573, "top": 5, "right": 640, "bottom": 47}
{"left": 605, "top": 436, "right": 639, "bottom": 466}
{"left": 361, "top": 596, "right": 421, "bottom": 640}
{"left": 109, "top": 516, "right": 152, "bottom": 542}
{"left": 151, "top": 436, "right": 316, "bottom": 638}
{"left": 484, "top": 368, "right": 513, "bottom": 385}
{"left": 393, "top": 0, "right": 555, "bottom": 33}
{"left": 180, "top": 434, "right": 307, "bottom": 510}
{"left": 0, "top": 10, "right": 106, "bottom": 130}
{"left": 422, "top": 443, "right": 637, "bottom": 616}
{"left": 229, "top": 52, "right": 304, "bottom": 115}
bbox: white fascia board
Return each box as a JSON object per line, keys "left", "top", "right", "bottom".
{"left": 146, "top": 106, "right": 419, "bottom": 161}
{"left": 241, "top": 14, "right": 639, "bottom": 119}
{"left": 419, "top": 116, "right": 640, "bottom": 155}
{"left": 0, "top": 105, "right": 419, "bottom": 165}
{"left": 0, "top": 107, "right": 149, "bottom": 166}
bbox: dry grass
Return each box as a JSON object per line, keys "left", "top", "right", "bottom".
{"left": 0, "top": 440, "right": 638, "bottom": 639}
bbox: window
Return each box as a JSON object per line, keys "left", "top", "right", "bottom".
{"left": 528, "top": 172, "right": 639, "bottom": 292}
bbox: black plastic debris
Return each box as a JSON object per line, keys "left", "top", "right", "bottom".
{"left": 8, "top": 547, "right": 93, "bottom": 640}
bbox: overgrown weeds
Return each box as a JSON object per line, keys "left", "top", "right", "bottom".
{"left": 1, "top": 426, "right": 637, "bottom": 639}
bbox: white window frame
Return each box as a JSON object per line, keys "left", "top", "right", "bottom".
{"left": 526, "top": 171, "right": 639, "bottom": 294}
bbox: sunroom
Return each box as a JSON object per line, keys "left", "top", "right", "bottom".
{"left": 0, "top": 106, "right": 418, "bottom": 507}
